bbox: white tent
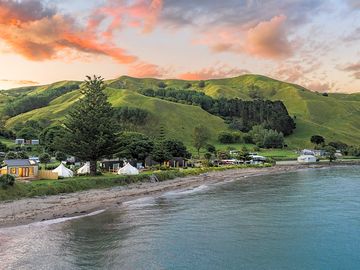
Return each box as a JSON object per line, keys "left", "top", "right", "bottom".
{"left": 297, "top": 155, "right": 317, "bottom": 163}
{"left": 117, "top": 163, "right": 139, "bottom": 175}
{"left": 77, "top": 162, "right": 90, "bottom": 175}
{"left": 52, "top": 163, "right": 74, "bottom": 178}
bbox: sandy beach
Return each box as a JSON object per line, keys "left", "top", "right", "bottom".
{"left": 0, "top": 164, "right": 352, "bottom": 228}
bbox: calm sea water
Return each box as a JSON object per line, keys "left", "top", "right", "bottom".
{"left": 0, "top": 166, "right": 360, "bottom": 270}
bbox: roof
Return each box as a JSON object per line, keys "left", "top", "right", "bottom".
{"left": 4, "top": 159, "right": 39, "bottom": 167}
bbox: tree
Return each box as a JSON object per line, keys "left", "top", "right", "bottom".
{"left": 206, "top": 144, "right": 216, "bottom": 153}
{"left": 198, "top": 81, "right": 206, "bottom": 88}
{"left": 204, "top": 152, "right": 212, "bottom": 160}
{"left": 163, "top": 139, "right": 191, "bottom": 158}
{"left": 57, "top": 76, "right": 119, "bottom": 175}
{"left": 0, "top": 174, "right": 15, "bottom": 188}
{"left": 249, "top": 125, "right": 267, "bottom": 147}
{"left": 152, "top": 140, "right": 172, "bottom": 164}
{"left": 0, "top": 142, "right": 8, "bottom": 152}
{"left": 328, "top": 141, "right": 348, "bottom": 152}
{"left": 324, "top": 145, "right": 336, "bottom": 162}
{"left": 157, "top": 81, "right": 167, "bottom": 88}
{"left": 39, "top": 153, "right": 51, "bottom": 169}
{"left": 117, "top": 132, "right": 154, "bottom": 161}
{"left": 40, "top": 126, "right": 67, "bottom": 153}
{"left": 249, "top": 125, "right": 283, "bottom": 148}
{"left": 263, "top": 130, "right": 284, "bottom": 148}
{"left": 17, "top": 127, "right": 38, "bottom": 140}
{"left": 218, "top": 132, "right": 234, "bottom": 144}
{"left": 236, "top": 147, "right": 251, "bottom": 162}
{"left": 55, "top": 151, "right": 67, "bottom": 162}
{"left": 192, "top": 125, "right": 210, "bottom": 157}
{"left": 17, "top": 151, "right": 29, "bottom": 159}
{"left": 5, "top": 151, "right": 17, "bottom": 160}
{"left": 311, "top": 135, "right": 325, "bottom": 146}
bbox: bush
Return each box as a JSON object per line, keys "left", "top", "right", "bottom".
{"left": 243, "top": 134, "right": 253, "bottom": 144}
{"left": 0, "top": 174, "right": 16, "bottom": 189}
{"left": 218, "top": 132, "right": 243, "bottom": 144}
{"left": 55, "top": 151, "right": 67, "bottom": 162}
{"left": 249, "top": 125, "right": 284, "bottom": 148}
{"left": 206, "top": 144, "right": 216, "bottom": 153}
{"left": 17, "top": 151, "right": 29, "bottom": 159}
{"left": 5, "top": 151, "right": 18, "bottom": 160}
{"left": 0, "top": 142, "right": 8, "bottom": 152}
{"left": 204, "top": 152, "right": 212, "bottom": 160}
{"left": 218, "top": 132, "right": 234, "bottom": 143}
{"left": 157, "top": 82, "right": 167, "bottom": 88}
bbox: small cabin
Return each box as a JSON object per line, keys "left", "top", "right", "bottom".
{"left": 14, "top": 138, "right": 40, "bottom": 145}
{"left": 0, "top": 159, "right": 39, "bottom": 178}
{"left": 167, "top": 157, "right": 188, "bottom": 168}
{"left": 100, "top": 158, "right": 121, "bottom": 172}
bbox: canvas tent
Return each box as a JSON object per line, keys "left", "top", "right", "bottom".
{"left": 297, "top": 155, "right": 317, "bottom": 163}
{"left": 77, "top": 162, "right": 90, "bottom": 175}
{"left": 117, "top": 163, "right": 139, "bottom": 175}
{"left": 52, "top": 163, "right": 74, "bottom": 178}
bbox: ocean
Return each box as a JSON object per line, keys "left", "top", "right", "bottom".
{"left": 1, "top": 166, "right": 359, "bottom": 270}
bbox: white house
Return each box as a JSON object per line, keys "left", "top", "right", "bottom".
{"left": 297, "top": 155, "right": 317, "bottom": 163}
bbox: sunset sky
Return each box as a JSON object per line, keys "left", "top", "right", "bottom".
{"left": 0, "top": 0, "right": 359, "bottom": 92}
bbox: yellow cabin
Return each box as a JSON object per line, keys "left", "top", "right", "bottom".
{"left": 0, "top": 159, "right": 39, "bottom": 178}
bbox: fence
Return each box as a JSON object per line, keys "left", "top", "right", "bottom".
{"left": 38, "top": 170, "right": 59, "bottom": 180}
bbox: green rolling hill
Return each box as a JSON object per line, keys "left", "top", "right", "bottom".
{"left": 1, "top": 74, "right": 360, "bottom": 149}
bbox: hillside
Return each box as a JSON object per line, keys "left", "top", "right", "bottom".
{"left": 1, "top": 74, "right": 360, "bottom": 148}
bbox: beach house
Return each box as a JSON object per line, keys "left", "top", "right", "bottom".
{"left": 0, "top": 159, "right": 39, "bottom": 178}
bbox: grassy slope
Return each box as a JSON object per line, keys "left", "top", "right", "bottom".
{"left": 2, "top": 74, "right": 360, "bottom": 149}
{"left": 5, "top": 88, "right": 228, "bottom": 146}
{"left": 174, "top": 75, "right": 360, "bottom": 147}
{"left": 108, "top": 75, "right": 360, "bottom": 147}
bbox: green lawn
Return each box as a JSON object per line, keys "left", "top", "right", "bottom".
{"left": 0, "top": 137, "right": 15, "bottom": 148}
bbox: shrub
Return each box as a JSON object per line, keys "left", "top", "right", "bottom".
{"left": 243, "top": 134, "right": 253, "bottom": 144}
{"left": 17, "top": 151, "right": 29, "bottom": 159}
{"left": 5, "top": 151, "right": 18, "bottom": 160}
{"left": 0, "top": 142, "right": 8, "bottom": 152}
{"left": 157, "top": 82, "right": 167, "bottom": 88}
{"left": 206, "top": 144, "right": 216, "bottom": 153}
{"left": 0, "top": 174, "right": 16, "bottom": 189}
{"left": 218, "top": 132, "right": 234, "bottom": 143}
{"left": 204, "top": 152, "right": 212, "bottom": 160}
{"left": 55, "top": 151, "right": 67, "bottom": 162}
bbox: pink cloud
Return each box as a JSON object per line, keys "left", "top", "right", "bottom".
{"left": 91, "top": 0, "right": 163, "bottom": 38}
{"left": 245, "top": 15, "right": 293, "bottom": 59}
{"left": 340, "top": 62, "right": 360, "bottom": 79}
{"left": 127, "top": 62, "right": 165, "bottom": 78}
{"left": 178, "top": 65, "right": 249, "bottom": 80}
{"left": 0, "top": 79, "right": 39, "bottom": 85}
{"left": 197, "top": 15, "right": 293, "bottom": 60}
{"left": 0, "top": 0, "right": 163, "bottom": 64}
{"left": 304, "top": 81, "right": 332, "bottom": 92}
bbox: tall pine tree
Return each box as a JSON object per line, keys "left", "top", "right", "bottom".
{"left": 58, "top": 76, "right": 118, "bottom": 175}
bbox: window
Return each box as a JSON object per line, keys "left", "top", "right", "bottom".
{"left": 10, "top": 167, "right": 16, "bottom": 175}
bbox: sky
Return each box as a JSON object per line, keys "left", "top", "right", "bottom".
{"left": 0, "top": 0, "right": 359, "bottom": 93}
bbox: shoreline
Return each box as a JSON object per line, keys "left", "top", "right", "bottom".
{"left": 0, "top": 163, "right": 357, "bottom": 228}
